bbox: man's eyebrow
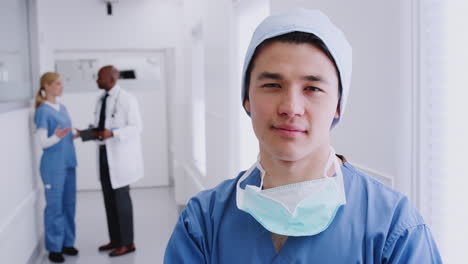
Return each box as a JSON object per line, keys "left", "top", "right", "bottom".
{"left": 256, "top": 72, "right": 283, "bottom": 81}
{"left": 303, "top": 75, "right": 326, "bottom": 83}
{"left": 256, "top": 72, "right": 327, "bottom": 83}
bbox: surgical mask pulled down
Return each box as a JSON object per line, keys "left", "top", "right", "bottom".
{"left": 236, "top": 148, "right": 346, "bottom": 236}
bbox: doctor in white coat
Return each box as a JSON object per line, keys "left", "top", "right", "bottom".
{"left": 93, "top": 65, "right": 143, "bottom": 257}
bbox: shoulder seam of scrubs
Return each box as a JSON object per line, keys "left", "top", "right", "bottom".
{"left": 421, "top": 225, "right": 439, "bottom": 260}
{"left": 383, "top": 222, "right": 427, "bottom": 254}
{"left": 346, "top": 163, "right": 400, "bottom": 195}
{"left": 182, "top": 205, "right": 204, "bottom": 248}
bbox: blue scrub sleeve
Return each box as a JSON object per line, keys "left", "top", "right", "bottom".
{"left": 164, "top": 208, "right": 206, "bottom": 263}
{"left": 382, "top": 225, "right": 443, "bottom": 263}
{"left": 34, "top": 107, "right": 48, "bottom": 130}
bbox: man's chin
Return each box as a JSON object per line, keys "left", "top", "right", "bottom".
{"left": 269, "top": 149, "right": 306, "bottom": 163}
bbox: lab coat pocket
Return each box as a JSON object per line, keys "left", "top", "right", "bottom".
{"left": 110, "top": 112, "right": 126, "bottom": 129}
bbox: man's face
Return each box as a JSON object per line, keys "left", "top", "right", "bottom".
{"left": 244, "top": 42, "right": 340, "bottom": 162}
{"left": 96, "top": 69, "right": 113, "bottom": 90}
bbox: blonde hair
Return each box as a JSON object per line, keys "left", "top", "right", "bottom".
{"left": 35, "top": 72, "right": 60, "bottom": 109}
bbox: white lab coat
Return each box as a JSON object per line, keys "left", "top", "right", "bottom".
{"left": 94, "top": 85, "right": 144, "bottom": 189}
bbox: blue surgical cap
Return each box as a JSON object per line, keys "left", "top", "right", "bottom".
{"left": 241, "top": 8, "right": 352, "bottom": 127}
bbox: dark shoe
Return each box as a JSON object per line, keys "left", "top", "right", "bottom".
{"left": 98, "top": 242, "right": 117, "bottom": 251}
{"left": 48, "top": 252, "right": 65, "bottom": 263}
{"left": 109, "top": 243, "right": 136, "bottom": 257}
{"left": 62, "top": 246, "right": 79, "bottom": 256}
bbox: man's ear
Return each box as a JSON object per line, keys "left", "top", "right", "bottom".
{"left": 244, "top": 98, "right": 251, "bottom": 113}
{"left": 334, "top": 103, "right": 340, "bottom": 119}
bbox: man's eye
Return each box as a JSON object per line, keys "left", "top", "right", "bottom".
{"left": 262, "top": 83, "right": 281, "bottom": 88}
{"left": 305, "top": 86, "right": 322, "bottom": 92}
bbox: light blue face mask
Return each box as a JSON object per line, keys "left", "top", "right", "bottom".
{"left": 236, "top": 149, "right": 346, "bottom": 237}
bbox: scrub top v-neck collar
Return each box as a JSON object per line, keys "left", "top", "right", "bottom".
{"left": 44, "top": 101, "right": 61, "bottom": 112}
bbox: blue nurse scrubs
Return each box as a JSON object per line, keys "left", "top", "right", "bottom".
{"left": 164, "top": 161, "right": 442, "bottom": 263}
{"left": 35, "top": 103, "right": 77, "bottom": 253}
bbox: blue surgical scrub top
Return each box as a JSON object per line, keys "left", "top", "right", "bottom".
{"left": 165, "top": 162, "right": 442, "bottom": 263}
{"left": 34, "top": 103, "right": 77, "bottom": 172}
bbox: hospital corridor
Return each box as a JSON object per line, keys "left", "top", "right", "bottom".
{"left": 1, "top": 0, "right": 468, "bottom": 263}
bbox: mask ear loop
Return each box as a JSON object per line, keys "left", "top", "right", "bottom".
{"left": 332, "top": 151, "right": 347, "bottom": 203}
{"left": 323, "top": 148, "right": 347, "bottom": 204}
{"left": 236, "top": 158, "right": 263, "bottom": 209}
{"left": 257, "top": 160, "right": 266, "bottom": 189}
{"left": 323, "top": 148, "right": 336, "bottom": 178}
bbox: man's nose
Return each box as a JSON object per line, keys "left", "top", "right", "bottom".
{"left": 277, "top": 88, "right": 305, "bottom": 118}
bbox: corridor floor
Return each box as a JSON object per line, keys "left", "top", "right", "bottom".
{"left": 38, "top": 187, "right": 179, "bottom": 264}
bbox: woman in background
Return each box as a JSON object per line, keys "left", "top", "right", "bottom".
{"left": 34, "top": 72, "right": 80, "bottom": 263}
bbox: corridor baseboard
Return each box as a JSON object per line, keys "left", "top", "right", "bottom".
{"left": 27, "top": 234, "right": 44, "bottom": 264}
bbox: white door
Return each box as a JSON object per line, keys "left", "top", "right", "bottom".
{"left": 56, "top": 50, "right": 169, "bottom": 190}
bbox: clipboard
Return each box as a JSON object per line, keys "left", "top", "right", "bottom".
{"left": 79, "top": 128, "right": 99, "bottom": 142}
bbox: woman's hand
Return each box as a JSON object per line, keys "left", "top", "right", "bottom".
{"left": 73, "top": 129, "right": 81, "bottom": 140}
{"left": 54, "top": 125, "right": 71, "bottom": 138}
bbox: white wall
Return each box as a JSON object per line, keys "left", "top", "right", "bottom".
{"left": 204, "top": 0, "right": 239, "bottom": 188}
{"left": 446, "top": 1, "right": 468, "bottom": 261}
{"left": 235, "top": 0, "right": 270, "bottom": 173}
{"left": 36, "top": 0, "right": 181, "bottom": 72}
{"left": 173, "top": 0, "right": 241, "bottom": 204}
{"left": 172, "top": 0, "right": 208, "bottom": 204}
{"left": 0, "top": 0, "right": 32, "bottom": 101}
{"left": 0, "top": 0, "right": 43, "bottom": 262}
{"left": 36, "top": 0, "right": 182, "bottom": 190}
{"left": 0, "top": 108, "right": 43, "bottom": 263}
{"left": 270, "top": 0, "right": 415, "bottom": 197}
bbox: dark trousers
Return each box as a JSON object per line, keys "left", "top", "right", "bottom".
{"left": 99, "top": 146, "right": 134, "bottom": 246}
